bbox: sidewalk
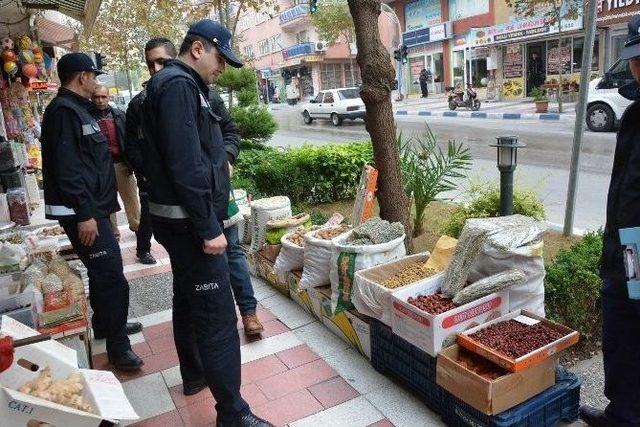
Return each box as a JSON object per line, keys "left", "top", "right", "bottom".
{"left": 392, "top": 95, "right": 577, "bottom": 121}
{"left": 92, "top": 227, "right": 443, "bottom": 427}
{"left": 80, "top": 226, "right": 599, "bottom": 426}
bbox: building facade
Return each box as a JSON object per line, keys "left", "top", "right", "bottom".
{"left": 596, "top": 0, "right": 640, "bottom": 71}
{"left": 237, "top": 0, "right": 392, "bottom": 102}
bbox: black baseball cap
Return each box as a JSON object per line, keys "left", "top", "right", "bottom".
{"left": 622, "top": 16, "right": 640, "bottom": 60}
{"left": 57, "top": 52, "right": 105, "bottom": 76}
{"left": 187, "top": 19, "right": 243, "bottom": 68}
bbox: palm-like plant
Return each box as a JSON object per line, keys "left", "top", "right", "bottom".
{"left": 398, "top": 127, "right": 472, "bottom": 237}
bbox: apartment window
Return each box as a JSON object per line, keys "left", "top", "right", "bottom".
{"left": 243, "top": 45, "right": 254, "bottom": 59}
{"left": 259, "top": 39, "right": 270, "bottom": 56}
{"left": 344, "top": 63, "right": 361, "bottom": 87}
{"left": 270, "top": 34, "right": 282, "bottom": 52}
{"left": 321, "top": 64, "right": 342, "bottom": 90}
{"left": 296, "top": 30, "right": 309, "bottom": 44}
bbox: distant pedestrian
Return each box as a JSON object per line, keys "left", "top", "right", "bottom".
{"left": 580, "top": 16, "right": 640, "bottom": 427}
{"left": 419, "top": 68, "right": 431, "bottom": 98}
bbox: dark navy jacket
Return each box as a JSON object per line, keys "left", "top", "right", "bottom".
{"left": 41, "top": 88, "right": 117, "bottom": 222}
{"left": 141, "top": 60, "right": 230, "bottom": 240}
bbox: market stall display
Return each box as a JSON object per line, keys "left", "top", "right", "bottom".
{"left": 330, "top": 218, "right": 406, "bottom": 315}
{"left": 273, "top": 228, "right": 310, "bottom": 274}
{"left": 265, "top": 213, "right": 311, "bottom": 245}
{"left": 250, "top": 196, "right": 291, "bottom": 251}
{"left": 298, "top": 225, "right": 351, "bottom": 289}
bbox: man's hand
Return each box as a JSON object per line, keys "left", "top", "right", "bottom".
{"left": 203, "top": 233, "right": 227, "bottom": 255}
{"left": 78, "top": 218, "right": 99, "bottom": 247}
{"left": 228, "top": 162, "right": 233, "bottom": 178}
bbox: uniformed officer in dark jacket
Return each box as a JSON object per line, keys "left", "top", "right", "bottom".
{"left": 141, "top": 21, "right": 273, "bottom": 427}
{"left": 580, "top": 17, "right": 640, "bottom": 427}
{"left": 41, "top": 53, "right": 143, "bottom": 371}
{"left": 125, "top": 38, "right": 178, "bottom": 267}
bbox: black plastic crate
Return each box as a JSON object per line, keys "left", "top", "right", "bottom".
{"left": 370, "top": 319, "right": 442, "bottom": 414}
{"left": 440, "top": 368, "right": 581, "bottom": 427}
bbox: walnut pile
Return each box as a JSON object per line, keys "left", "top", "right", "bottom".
{"left": 19, "top": 367, "right": 95, "bottom": 414}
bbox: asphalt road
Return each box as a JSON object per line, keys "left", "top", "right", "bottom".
{"left": 267, "top": 107, "right": 617, "bottom": 232}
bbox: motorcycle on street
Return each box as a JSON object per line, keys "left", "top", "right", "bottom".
{"left": 446, "top": 83, "right": 481, "bottom": 111}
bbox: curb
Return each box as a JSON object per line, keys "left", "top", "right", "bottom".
{"left": 394, "top": 110, "right": 575, "bottom": 121}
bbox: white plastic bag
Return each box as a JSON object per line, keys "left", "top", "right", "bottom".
{"left": 299, "top": 227, "right": 351, "bottom": 289}
{"left": 273, "top": 232, "right": 305, "bottom": 274}
{"left": 465, "top": 215, "right": 546, "bottom": 316}
{"left": 330, "top": 230, "right": 406, "bottom": 315}
{"left": 250, "top": 196, "right": 291, "bottom": 251}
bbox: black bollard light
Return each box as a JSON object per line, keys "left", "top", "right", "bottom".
{"left": 490, "top": 136, "right": 526, "bottom": 216}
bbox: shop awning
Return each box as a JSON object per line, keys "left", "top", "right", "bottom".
{"left": 35, "top": 16, "right": 78, "bottom": 50}
{"left": 22, "top": 0, "right": 102, "bottom": 36}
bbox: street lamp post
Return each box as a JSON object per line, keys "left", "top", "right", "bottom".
{"left": 490, "top": 136, "right": 526, "bottom": 216}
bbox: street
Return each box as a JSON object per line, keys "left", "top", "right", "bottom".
{"left": 268, "top": 106, "right": 617, "bottom": 232}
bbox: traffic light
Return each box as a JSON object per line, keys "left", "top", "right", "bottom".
{"left": 309, "top": 0, "right": 318, "bottom": 13}
{"left": 393, "top": 48, "right": 401, "bottom": 62}
{"left": 94, "top": 52, "right": 107, "bottom": 70}
{"left": 400, "top": 45, "right": 408, "bottom": 64}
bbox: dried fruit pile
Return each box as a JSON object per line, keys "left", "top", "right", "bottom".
{"left": 457, "top": 349, "right": 508, "bottom": 380}
{"left": 286, "top": 229, "right": 308, "bottom": 247}
{"left": 315, "top": 225, "right": 351, "bottom": 241}
{"left": 19, "top": 367, "right": 95, "bottom": 413}
{"left": 468, "top": 319, "right": 565, "bottom": 359}
{"left": 407, "top": 294, "right": 456, "bottom": 314}
{"left": 42, "top": 226, "right": 65, "bottom": 237}
{"left": 381, "top": 263, "right": 438, "bottom": 289}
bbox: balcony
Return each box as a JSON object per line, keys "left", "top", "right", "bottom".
{"left": 282, "top": 42, "right": 316, "bottom": 61}
{"left": 279, "top": 4, "right": 310, "bottom": 31}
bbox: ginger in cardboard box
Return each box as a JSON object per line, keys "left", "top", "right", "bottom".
{"left": 19, "top": 367, "right": 95, "bottom": 414}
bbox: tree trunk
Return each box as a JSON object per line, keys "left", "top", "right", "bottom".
{"left": 557, "top": 32, "right": 564, "bottom": 114}
{"left": 347, "top": 0, "right": 411, "bottom": 247}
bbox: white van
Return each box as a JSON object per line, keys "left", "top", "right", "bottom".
{"left": 586, "top": 58, "right": 634, "bottom": 132}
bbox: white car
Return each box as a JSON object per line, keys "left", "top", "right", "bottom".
{"left": 585, "top": 58, "right": 634, "bottom": 132}
{"left": 302, "top": 87, "right": 366, "bottom": 126}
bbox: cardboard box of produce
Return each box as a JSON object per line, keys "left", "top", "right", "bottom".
{"left": 353, "top": 253, "right": 435, "bottom": 326}
{"left": 0, "top": 316, "right": 138, "bottom": 427}
{"left": 457, "top": 310, "right": 580, "bottom": 372}
{"left": 314, "top": 286, "right": 372, "bottom": 360}
{"left": 391, "top": 275, "right": 509, "bottom": 357}
{"left": 436, "top": 345, "right": 556, "bottom": 415}
{"left": 287, "top": 271, "right": 323, "bottom": 320}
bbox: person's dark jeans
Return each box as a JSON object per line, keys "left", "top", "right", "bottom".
{"left": 224, "top": 224, "right": 257, "bottom": 315}
{"left": 136, "top": 194, "right": 153, "bottom": 255}
{"left": 153, "top": 221, "right": 249, "bottom": 423}
{"left": 601, "top": 277, "right": 640, "bottom": 425}
{"left": 60, "top": 217, "right": 131, "bottom": 356}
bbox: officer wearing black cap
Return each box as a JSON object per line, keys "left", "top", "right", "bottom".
{"left": 581, "top": 16, "right": 640, "bottom": 427}
{"left": 142, "top": 21, "right": 273, "bottom": 427}
{"left": 41, "top": 53, "right": 143, "bottom": 371}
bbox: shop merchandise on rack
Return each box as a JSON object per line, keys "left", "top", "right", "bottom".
{"left": 0, "top": 225, "right": 139, "bottom": 426}
{"left": 240, "top": 166, "right": 583, "bottom": 427}
{"left": 0, "top": 32, "right": 58, "bottom": 228}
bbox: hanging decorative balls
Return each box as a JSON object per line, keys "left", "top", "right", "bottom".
{"left": 1, "top": 37, "right": 14, "bottom": 51}
{"left": 1, "top": 49, "right": 16, "bottom": 63}
{"left": 21, "top": 63, "right": 38, "bottom": 78}
{"left": 19, "top": 50, "right": 34, "bottom": 64}
{"left": 3, "top": 61, "right": 18, "bottom": 75}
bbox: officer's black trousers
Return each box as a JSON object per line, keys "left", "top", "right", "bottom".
{"left": 602, "top": 278, "right": 640, "bottom": 426}
{"left": 153, "top": 221, "right": 249, "bottom": 422}
{"left": 60, "top": 217, "right": 131, "bottom": 356}
{"left": 136, "top": 194, "right": 153, "bottom": 254}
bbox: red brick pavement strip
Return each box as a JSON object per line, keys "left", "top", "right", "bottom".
{"left": 252, "top": 389, "right": 325, "bottom": 427}
{"left": 307, "top": 377, "right": 360, "bottom": 409}
{"left": 255, "top": 358, "right": 339, "bottom": 401}
{"left": 125, "top": 264, "right": 172, "bottom": 281}
{"left": 275, "top": 344, "right": 321, "bottom": 370}
{"left": 368, "top": 420, "right": 396, "bottom": 427}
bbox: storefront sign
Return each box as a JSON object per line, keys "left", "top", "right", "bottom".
{"left": 405, "top": 0, "right": 442, "bottom": 31}
{"left": 469, "top": 47, "right": 490, "bottom": 60}
{"left": 403, "top": 22, "right": 452, "bottom": 47}
{"left": 28, "top": 81, "right": 58, "bottom": 90}
{"left": 448, "top": 0, "right": 490, "bottom": 21}
{"left": 597, "top": 0, "right": 640, "bottom": 25}
{"left": 503, "top": 44, "right": 523, "bottom": 79}
{"left": 547, "top": 44, "right": 572, "bottom": 74}
{"left": 469, "top": 12, "right": 583, "bottom": 46}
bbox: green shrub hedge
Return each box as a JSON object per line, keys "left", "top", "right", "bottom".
{"left": 545, "top": 231, "right": 603, "bottom": 347}
{"left": 233, "top": 142, "right": 373, "bottom": 205}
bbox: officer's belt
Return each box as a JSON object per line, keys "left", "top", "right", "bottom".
{"left": 148, "top": 202, "right": 189, "bottom": 219}
{"left": 45, "top": 204, "right": 75, "bottom": 216}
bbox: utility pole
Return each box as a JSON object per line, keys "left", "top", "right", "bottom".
{"left": 563, "top": 0, "right": 598, "bottom": 236}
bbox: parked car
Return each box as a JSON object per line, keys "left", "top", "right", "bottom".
{"left": 584, "top": 58, "right": 634, "bottom": 132}
{"left": 301, "top": 87, "right": 366, "bottom": 126}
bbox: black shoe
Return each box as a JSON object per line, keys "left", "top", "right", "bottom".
{"left": 183, "top": 379, "right": 207, "bottom": 396}
{"left": 94, "top": 322, "right": 143, "bottom": 340}
{"left": 580, "top": 405, "right": 631, "bottom": 427}
{"left": 108, "top": 350, "right": 144, "bottom": 371}
{"left": 217, "top": 413, "right": 274, "bottom": 427}
{"left": 137, "top": 252, "right": 157, "bottom": 265}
